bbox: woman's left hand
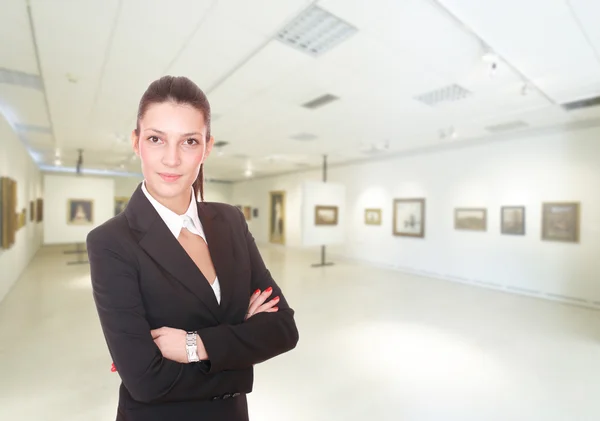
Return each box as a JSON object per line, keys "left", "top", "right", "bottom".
{"left": 151, "top": 327, "right": 208, "bottom": 363}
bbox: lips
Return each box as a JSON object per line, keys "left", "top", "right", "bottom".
{"left": 159, "top": 173, "right": 182, "bottom": 182}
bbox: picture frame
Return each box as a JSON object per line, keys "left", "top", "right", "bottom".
{"left": 67, "top": 199, "right": 94, "bottom": 225}
{"left": 315, "top": 205, "right": 338, "bottom": 226}
{"left": 36, "top": 198, "right": 43, "bottom": 222}
{"left": 243, "top": 206, "right": 252, "bottom": 221}
{"left": 114, "top": 196, "right": 129, "bottom": 216}
{"left": 364, "top": 208, "right": 382, "bottom": 226}
{"left": 455, "top": 208, "right": 487, "bottom": 231}
{"left": 1, "top": 177, "right": 17, "bottom": 248}
{"left": 393, "top": 198, "right": 425, "bottom": 237}
{"left": 269, "top": 191, "right": 286, "bottom": 244}
{"left": 501, "top": 206, "right": 525, "bottom": 235}
{"left": 252, "top": 208, "right": 259, "bottom": 218}
{"left": 30, "top": 200, "right": 35, "bottom": 221}
{"left": 541, "top": 202, "right": 580, "bottom": 243}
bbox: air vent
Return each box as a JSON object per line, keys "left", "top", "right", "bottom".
{"left": 290, "top": 132, "right": 317, "bottom": 141}
{"left": 213, "top": 140, "right": 229, "bottom": 148}
{"left": 276, "top": 5, "right": 358, "bottom": 57}
{"left": 15, "top": 124, "right": 52, "bottom": 134}
{"left": 561, "top": 94, "right": 600, "bottom": 111}
{"left": 414, "top": 84, "right": 472, "bottom": 107}
{"left": 485, "top": 120, "right": 529, "bottom": 133}
{"left": 0, "top": 68, "right": 43, "bottom": 90}
{"left": 302, "top": 94, "right": 339, "bottom": 109}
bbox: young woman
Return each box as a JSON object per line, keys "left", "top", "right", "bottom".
{"left": 87, "top": 76, "right": 299, "bottom": 421}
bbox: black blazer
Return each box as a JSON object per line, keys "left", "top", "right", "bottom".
{"left": 87, "top": 184, "right": 299, "bottom": 421}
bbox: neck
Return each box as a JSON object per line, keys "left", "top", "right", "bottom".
{"left": 146, "top": 182, "right": 192, "bottom": 215}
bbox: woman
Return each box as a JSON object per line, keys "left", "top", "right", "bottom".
{"left": 87, "top": 76, "right": 299, "bottom": 421}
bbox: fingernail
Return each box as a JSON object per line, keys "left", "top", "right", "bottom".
{"left": 111, "top": 363, "right": 117, "bottom": 372}
{"left": 266, "top": 287, "right": 273, "bottom": 293}
{"left": 254, "top": 289, "right": 260, "bottom": 295}
{"left": 273, "top": 306, "right": 279, "bottom": 311}
{"left": 274, "top": 296, "right": 280, "bottom": 301}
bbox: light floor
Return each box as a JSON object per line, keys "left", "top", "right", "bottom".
{"left": 1, "top": 244, "right": 600, "bottom": 421}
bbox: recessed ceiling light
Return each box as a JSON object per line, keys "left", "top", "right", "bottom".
{"left": 244, "top": 169, "right": 253, "bottom": 177}
{"left": 276, "top": 5, "right": 358, "bottom": 57}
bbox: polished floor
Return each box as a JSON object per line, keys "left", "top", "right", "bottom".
{"left": 1, "top": 244, "right": 600, "bottom": 420}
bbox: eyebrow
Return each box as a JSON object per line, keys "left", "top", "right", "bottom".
{"left": 146, "top": 128, "right": 202, "bottom": 137}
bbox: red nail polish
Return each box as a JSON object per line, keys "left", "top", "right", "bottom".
{"left": 111, "top": 363, "right": 117, "bottom": 372}
{"left": 273, "top": 306, "right": 278, "bottom": 311}
{"left": 254, "top": 289, "right": 260, "bottom": 295}
{"left": 274, "top": 296, "right": 280, "bottom": 301}
{"left": 266, "top": 287, "right": 273, "bottom": 293}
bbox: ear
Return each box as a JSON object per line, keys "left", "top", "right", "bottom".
{"left": 131, "top": 130, "right": 140, "bottom": 156}
{"left": 203, "top": 136, "right": 214, "bottom": 161}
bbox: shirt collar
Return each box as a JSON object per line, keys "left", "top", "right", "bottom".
{"left": 141, "top": 181, "right": 206, "bottom": 241}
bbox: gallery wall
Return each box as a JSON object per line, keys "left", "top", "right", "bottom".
{"left": 0, "top": 114, "right": 43, "bottom": 303}
{"left": 231, "top": 125, "right": 600, "bottom": 308}
{"left": 43, "top": 174, "right": 114, "bottom": 245}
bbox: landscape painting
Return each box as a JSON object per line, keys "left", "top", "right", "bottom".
{"left": 542, "top": 202, "right": 580, "bottom": 243}
{"left": 315, "top": 205, "right": 338, "bottom": 226}
{"left": 455, "top": 208, "right": 487, "bottom": 231}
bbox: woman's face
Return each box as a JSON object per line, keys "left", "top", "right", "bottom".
{"left": 132, "top": 101, "right": 213, "bottom": 204}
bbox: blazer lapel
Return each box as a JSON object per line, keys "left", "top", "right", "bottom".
{"left": 198, "top": 202, "right": 235, "bottom": 314}
{"left": 125, "top": 185, "right": 221, "bottom": 321}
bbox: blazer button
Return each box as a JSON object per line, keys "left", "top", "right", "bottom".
{"left": 222, "top": 393, "right": 232, "bottom": 399}
{"left": 232, "top": 393, "right": 240, "bottom": 398}
{"left": 211, "top": 396, "right": 219, "bottom": 401}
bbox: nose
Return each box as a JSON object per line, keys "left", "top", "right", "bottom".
{"left": 161, "top": 142, "right": 181, "bottom": 167}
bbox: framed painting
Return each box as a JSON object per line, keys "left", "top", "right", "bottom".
{"left": 114, "top": 196, "right": 129, "bottom": 216}
{"left": 0, "top": 178, "right": 4, "bottom": 248}
{"left": 67, "top": 199, "right": 94, "bottom": 225}
{"left": 36, "top": 198, "right": 43, "bottom": 222}
{"left": 2, "top": 178, "right": 17, "bottom": 248}
{"left": 365, "top": 208, "right": 382, "bottom": 225}
{"left": 269, "top": 191, "right": 286, "bottom": 244}
{"left": 501, "top": 206, "right": 525, "bottom": 235}
{"left": 30, "top": 200, "right": 35, "bottom": 221}
{"left": 393, "top": 198, "right": 425, "bottom": 237}
{"left": 315, "top": 205, "right": 338, "bottom": 226}
{"left": 252, "top": 208, "right": 259, "bottom": 218}
{"left": 455, "top": 208, "right": 487, "bottom": 231}
{"left": 243, "top": 206, "right": 252, "bottom": 221}
{"left": 542, "top": 202, "right": 580, "bottom": 243}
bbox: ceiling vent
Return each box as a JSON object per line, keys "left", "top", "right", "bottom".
{"left": 276, "top": 5, "right": 358, "bottom": 57}
{"left": 15, "top": 123, "right": 52, "bottom": 134}
{"left": 302, "top": 93, "right": 339, "bottom": 109}
{"left": 0, "top": 68, "right": 43, "bottom": 90}
{"left": 485, "top": 120, "right": 529, "bottom": 133}
{"left": 561, "top": 94, "right": 600, "bottom": 111}
{"left": 290, "top": 132, "right": 317, "bottom": 141}
{"left": 414, "top": 84, "right": 472, "bottom": 107}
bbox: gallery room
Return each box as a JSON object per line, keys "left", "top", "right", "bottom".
{"left": 1, "top": 1, "right": 599, "bottom": 420}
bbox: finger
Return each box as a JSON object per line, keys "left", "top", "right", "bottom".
{"left": 255, "top": 296, "right": 280, "bottom": 314}
{"left": 248, "top": 289, "right": 261, "bottom": 308}
{"left": 248, "top": 288, "right": 273, "bottom": 315}
{"left": 151, "top": 329, "right": 162, "bottom": 339}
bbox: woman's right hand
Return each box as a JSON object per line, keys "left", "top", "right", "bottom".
{"left": 245, "top": 287, "right": 279, "bottom": 320}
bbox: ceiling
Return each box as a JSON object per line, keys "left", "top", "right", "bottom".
{"left": 1, "top": 0, "right": 600, "bottom": 181}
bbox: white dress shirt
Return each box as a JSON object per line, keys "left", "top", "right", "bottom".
{"left": 141, "top": 182, "right": 221, "bottom": 304}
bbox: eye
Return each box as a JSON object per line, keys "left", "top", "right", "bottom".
{"left": 184, "top": 138, "right": 199, "bottom": 146}
{"left": 147, "top": 135, "right": 160, "bottom": 143}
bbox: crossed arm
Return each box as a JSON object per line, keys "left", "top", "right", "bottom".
{"left": 87, "top": 214, "right": 298, "bottom": 404}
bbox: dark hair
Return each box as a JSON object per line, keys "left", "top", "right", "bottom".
{"left": 135, "top": 76, "right": 211, "bottom": 201}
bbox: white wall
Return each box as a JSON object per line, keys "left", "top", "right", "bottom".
{"left": 44, "top": 175, "right": 114, "bottom": 245}
{"left": 232, "top": 126, "right": 600, "bottom": 308}
{"left": 0, "top": 114, "right": 43, "bottom": 303}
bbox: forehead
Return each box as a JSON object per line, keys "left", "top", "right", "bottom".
{"left": 141, "top": 101, "right": 206, "bottom": 132}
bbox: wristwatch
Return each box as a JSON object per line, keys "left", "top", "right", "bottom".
{"left": 186, "top": 331, "right": 200, "bottom": 363}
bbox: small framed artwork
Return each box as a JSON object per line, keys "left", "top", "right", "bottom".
{"left": 542, "top": 202, "right": 580, "bottom": 243}
{"left": 455, "top": 208, "right": 487, "bottom": 231}
{"left": 114, "top": 196, "right": 129, "bottom": 216}
{"left": 36, "top": 198, "right": 43, "bottom": 222}
{"left": 393, "top": 198, "right": 425, "bottom": 237}
{"left": 315, "top": 205, "right": 338, "bottom": 226}
{"left": 30, "top": 200, "right": 35, "bottom": 221}
{"left": 67, "top": 199, "right": 94, "bottom": 225}
{"left": 252, "top": 208, "right": 259, "bottom": 218}
{"left": 243, "top": 206, "right": 252, "bottom": 221}
{"left": 501, "top": 206, "right": 525, "bottom": 235}
{"left": 364, "top": 208, "right": 382, "bottom": 225}
{"left": 269, "top": 191, "right": 286, "bottom": 244}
